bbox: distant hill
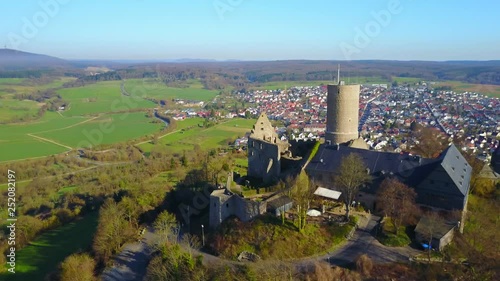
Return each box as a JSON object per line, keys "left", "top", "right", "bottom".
{"left": 0, "top": 49, "right": 72, "bottom": 70}
{"left": 0, "top": 49, "right": 498, "bottom": 85}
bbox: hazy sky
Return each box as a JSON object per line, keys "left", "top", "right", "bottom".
{"left": 1, "top": 0, "right": 499, "bottom": 60}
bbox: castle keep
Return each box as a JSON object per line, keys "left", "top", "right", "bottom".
{"left": 325, "top": 83, "right": 361, "bottom": 145}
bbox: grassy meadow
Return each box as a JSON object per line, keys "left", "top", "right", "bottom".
{"left": 123, "top": 78, "right": 220, "bottom": 102}
{"left": 35, "top": 112, "right": 163, "bottom": 148}
{"left": 1, "top": 78, "right": 213, "bottom": 161}
{"left": 0, "top": 77, "right": 77, "bottom": 123}
{"left": 0, "top": 112, "right": 91, "bottom": 161}
{"left": 0, "top": 99, "right": 41, "bottom": 122}
{"left": 139, "top": 118, "right": 255, "bottom": 153}
{"left": 57, "top": 81, "right": 155, "bottom": 117}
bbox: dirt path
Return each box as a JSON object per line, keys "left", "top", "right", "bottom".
{"left": 33, "top": 115, "right": 100, "bottom": 134}
{"left": 27, "top": 133, "right": 73, "bottom": 150}
{"left": 134, "top": 129, "right": 181, "bottom": 146}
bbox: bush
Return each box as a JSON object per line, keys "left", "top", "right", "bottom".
{"left": 377, "top": 230, "right": 411, "bottom": 247}
{"left": 60, "top": 253, "right": 96, "bottom": 281}
{"left": 355, "top": 254, "right": 373, "bottom": 276}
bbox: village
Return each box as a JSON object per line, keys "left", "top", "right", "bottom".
{"left": 164, "top": 81, "right": 500, "bottom": 160}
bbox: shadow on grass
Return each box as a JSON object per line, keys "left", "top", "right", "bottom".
{"left": 0, "top": 212, "right": 99, "bottom": 281}
{"left": 258, "top": 214, "right": 299, "bottom": 232}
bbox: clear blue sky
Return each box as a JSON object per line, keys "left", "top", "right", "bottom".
{"left": 1, "top": 0, "right": 499, "bottom": 60}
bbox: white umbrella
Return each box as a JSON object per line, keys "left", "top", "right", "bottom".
{"left": 306, "top": 209, "right": 322, "bottom": 217}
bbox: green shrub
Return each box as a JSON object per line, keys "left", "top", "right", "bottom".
{"left": 377, "top": 229, "right": 411, "bottom": 247}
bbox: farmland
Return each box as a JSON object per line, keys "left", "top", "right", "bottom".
{"left": 0, "top": 78, "right": 200, "bottom": 161}
{"left": 249, "top": 76, "right": 393, "bottom": 90}
{"left": 0, "top": 77, "right": 78, "bottom": 123}
{"left": 57, "top": 80, "right": 155, "bottom": 117}
{"left": 36, "top": 112, "right": 163, "bottom": 148}
{"left": 0, "top": 112, "right": 91, "bottom": 161}
{"left": 138, "top": 118, "right": 255, "bottom": 153}
{"left": 123, "top": 78, "right": 220, "bottom": 102}
{"left": 432, "top": 80, "right": 500, "bottom": 98}
{"left": 0, "top": 99, "right": 41, "bottom": 122}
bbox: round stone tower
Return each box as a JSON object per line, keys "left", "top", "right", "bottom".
{"left": 325, "top": 82, "right": 360, "bottom": 144}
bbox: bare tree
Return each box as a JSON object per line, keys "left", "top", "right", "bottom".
{"left": 290, "top": 170, "right": 316, "bottom": 231}
{"left": 377, "top": 178, "right": 419, "bottom": 234}
{"left": 419, "top": 212, "right": 445, "bottom": 261}
{"left": 181, "top": 233, "right": 201, "bottom": 257}
{"left": 409, "top": 125, "right": 447, "bottom": 158}
{"left": 332, "top": 153, "right": 372, "bottom": 221}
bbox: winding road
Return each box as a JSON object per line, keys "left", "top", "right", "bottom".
{"left": 297, "top": 214, "right": 419, "bottom": 269}
{"left": 101, "top": 214, "right": 420, "bottom": 280}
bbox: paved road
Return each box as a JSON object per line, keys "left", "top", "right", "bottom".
{"left": 298, "top": 214, "right": 420, "bottom": 268}
{"left": 101, "top": 228, "right": 157, "bottom": 281}
{"left": 102, "top": 214, "right": 420, "bottom": 280}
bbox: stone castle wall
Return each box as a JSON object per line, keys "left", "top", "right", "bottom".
{"left": 209, "top": 190, "right": 266, "bottom": 229}
{"left": 247, "top": 138, "right": 281, "bottom": 183}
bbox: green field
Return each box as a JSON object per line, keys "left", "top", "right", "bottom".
{"left": 0, "top": 79, "right": 172, "bottom": 161}
{"left": 0, "top": 99, "right": 41, "bottom": 122}
{"left": 58, "top": 81, "right": 156, "bottom": 117}
{"left": 0, "top": 110, "right": 164, "bottom": 161}
{"left": 0, "top": 77, "right": 76, "bottom": 95}
{"left": 35, "top": 112, "right": 163, "bottom": 148}
{"left": 0, "top": 77, "right": 78, "bottom": 122}
{"left": 139, "top": 118, "right": 255, "bottom": 153}
{"left": 250, "top": 77, "right": 392, "bottom": 90}
{"left": 0, "top": 112, "right": 92, "bottom": 161}
{"left": 0, "top": 212, "right": 99, "bottom": 281}
{"left": 392, "top": 77, "right": 424, "bottom": 84}
{"left": 124, "top": 79, "right": 220, "bottom": 102}
{"left": 0, "top": 78, "right": 26, "bottom": 85}
{"left": 433, "top": 80, "right": 500, "bottom": 98}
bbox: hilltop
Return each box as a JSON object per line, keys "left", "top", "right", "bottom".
{"left": 0, "top": 49, "right": 72, "bottom": 70}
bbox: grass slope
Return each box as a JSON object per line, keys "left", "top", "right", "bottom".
{"left": 1, "top": 212, "right": 98, "bottom": 281}
{"left": 212, "top": 215, "right": 356, "bottom": 260}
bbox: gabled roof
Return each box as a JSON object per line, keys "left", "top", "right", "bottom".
{"left": 267, "top": 195, "right": 293, "bottom": 209}
{"left": 306, "top": 143, "right": 472, "bottom": 208}
{"left": 415, "top": 216, "right": 456, "bottom": 239}
{"left": 314, "top": 187, "right": 341, "bottom": 200}
{"left": 438, "top": 144, "right": 472, "bottom": 196}
{"left": 250, "top": 112, "right": 277, "bottom": 140}
{"left": 306, "top": 144, "right": 438, "bottom": 179}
